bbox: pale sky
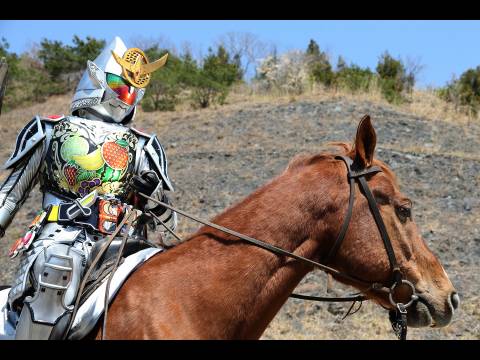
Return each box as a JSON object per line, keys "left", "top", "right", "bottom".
{"left": 1, "top": 20, "right": 479, "bottom": 88}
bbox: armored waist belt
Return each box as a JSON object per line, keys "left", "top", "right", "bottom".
{"left": 46, "top": 190, "right": 126, "bottom": 234}
{"left": 8, "top": 190, "right": 127, "bottom": 258}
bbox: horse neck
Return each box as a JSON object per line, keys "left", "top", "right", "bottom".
{"left": 189, "top": 167, "right": 342, "bottom": 338}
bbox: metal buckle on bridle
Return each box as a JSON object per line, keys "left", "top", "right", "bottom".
{"left": 388, "top": 279, "right": 418, "bottom": 340}
{"left": 388, "top": 279, "right": 418, "bottom": 309}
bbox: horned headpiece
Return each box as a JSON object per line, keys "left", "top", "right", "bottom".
{"left": 71, "top": 36, "right": 168, "bottom": 124}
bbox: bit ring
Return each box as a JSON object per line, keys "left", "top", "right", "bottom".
{"left": 389, "top": 279, "right": 418, "bottom": 308}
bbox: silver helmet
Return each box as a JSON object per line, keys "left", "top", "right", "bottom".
{"left": 71, "top": 36, "right": 167, "bottom": 124}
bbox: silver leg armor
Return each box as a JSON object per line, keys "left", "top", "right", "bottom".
{"left": 13, "top": 226, "right": 87, "bottom": 340}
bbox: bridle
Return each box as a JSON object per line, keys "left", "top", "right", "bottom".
{"left": 136, "top": 155, "right": 419, "bottom": 340}
{"left": 324, "top": 155, "right": 419, "bottom": 339}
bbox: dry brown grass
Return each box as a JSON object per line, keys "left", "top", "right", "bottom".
{"left": 226, "top": 83, "right": 478, "bottom": 126}
{"left": 2, "top": 81, "right": 476, "bottom": 128}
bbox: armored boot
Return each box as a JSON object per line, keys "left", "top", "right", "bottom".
{"left": 14, "top": 242, "right": 85, "bottom": 340}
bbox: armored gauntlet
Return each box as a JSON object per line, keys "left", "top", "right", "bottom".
{"left": 130, "top": 170, "right": 161, "bottom": 197}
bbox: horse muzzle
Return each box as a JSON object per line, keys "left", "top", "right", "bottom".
{"left": 407, "top": 291, "right": 459, "bottom": 328}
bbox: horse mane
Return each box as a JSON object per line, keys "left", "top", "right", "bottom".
{"left": 285, "top": 142, "right": 353, "bottom": 172}
{"left": 284, "top": 141, "right": 399, "bottom": 186}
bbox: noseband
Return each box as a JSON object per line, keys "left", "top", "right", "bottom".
{"left": 136, "top": 155, "right": 419, "bottom": 340}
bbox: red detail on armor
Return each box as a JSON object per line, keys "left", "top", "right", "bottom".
{"left": 8, "top": 238, "right": 23, "bottom": 258}
{"left": 64, "top": 166, "right": 78, "bottom": 187}
{"left": 46, "top": 115, "right": 63, "bottom": 120}
{"left": 98, "top": 199, "right": 125, "bottom": 234}
{"left": 29, "top": 213, "right": 43, "bottom": 228}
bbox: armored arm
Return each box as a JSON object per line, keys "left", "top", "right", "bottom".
{"left": 0, "top": 117, "right": 47, "bottom": 236}
{"left": 132, "top": 129, "right": 177, "bottom": 233}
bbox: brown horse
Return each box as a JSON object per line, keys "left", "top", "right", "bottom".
{"left": 91, "top": 116, "right": 459, "bottom": 339}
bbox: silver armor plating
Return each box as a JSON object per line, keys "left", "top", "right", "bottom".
{"left": 0, "top": 144, "right": 45, "bottom": 230}
{"left": 14, "top": 240, "right": 86, "bottom": 340}
{"left": 2, "top": 116, "right": 46, "bottom": 170}
{"left": 0, "top": 247, "right": 162, "bottom": 340}
{"left": 144, "top": 134, "right": 174, "bottom": 192}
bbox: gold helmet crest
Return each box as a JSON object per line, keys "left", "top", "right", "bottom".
{"left": 111, "top": 48, "right": 168, "bottom": 88}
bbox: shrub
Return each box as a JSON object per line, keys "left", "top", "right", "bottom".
{"left": 38, "top": 36, "right": 105, "bottom": 90}
{"left": 202, "top": 46, "right": 242, "bottom": 87}
{"left": 190, "top": 73, "right": 228, "bottom": 109}
{"left": 189, "top": 46, "right": 241, "bottom": 108}
{"left": 142, "top": 46, "right": 182, "bottom": 112}
{"left": 255, "top": 41, "right": 333, "bottom": 94}
{"left": 375, "top": 52, "right": 415, "bottom": 104}
{"left": 334, "top": 64, "right": 375, "bottom": 93}
{"left": 9, "top": 56, "right": 56, "bottom": 105}
{"left": 142, "top": 45, "right": 242, "bottom": 110}
{"left": 1, "top": 39, "right": 61, "bottom": 111}
{"left": 438, "top": 67, "right": 480, "bottom": 115}
{"left": 305, "top": 39, "right": 334, "bottom": 87}
{"left": 254, "top": 55, "right": 279, "bottom": 91}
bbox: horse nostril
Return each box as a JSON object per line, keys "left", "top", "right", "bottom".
{"left": 450, "top": 292, "right": 460, "bottom": 310}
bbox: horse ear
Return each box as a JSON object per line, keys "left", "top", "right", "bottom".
{"left": 352, "top": 115, "right": 377, "bottom": 168}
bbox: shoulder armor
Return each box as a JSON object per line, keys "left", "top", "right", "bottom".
{"left": 130, "top": 126, "right": 152, "bottom": 139}
{"left": 3, "top": 116, "right": 48, "bottom": 169}
{"left": 143, "top": 134, "right": 174, "bottom": 192}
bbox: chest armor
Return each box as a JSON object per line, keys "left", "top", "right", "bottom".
{"left": 42, "top": 117, "right": 138, "bottom": 200}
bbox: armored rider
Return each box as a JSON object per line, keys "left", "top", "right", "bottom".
{"left": 0, "top": 37, "right": 177, "bottom": 339}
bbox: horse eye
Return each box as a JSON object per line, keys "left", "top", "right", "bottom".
{"left": 395, "top": 205, "right": 411, "bottom": 223}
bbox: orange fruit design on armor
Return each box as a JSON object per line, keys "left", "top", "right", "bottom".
{"left": 102, "top": 141, "right": 129, "bottom": 170}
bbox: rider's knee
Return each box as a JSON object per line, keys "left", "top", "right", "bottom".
{"left": 14, "top": 243, "right": 85, "bottom": 339}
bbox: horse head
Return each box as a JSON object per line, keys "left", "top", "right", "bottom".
{"left": 294, "top": 115, "right": 459, "bottom": 328}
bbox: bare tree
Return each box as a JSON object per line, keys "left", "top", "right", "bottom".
{"left": 216, "top": 32, "right": 269, "bottom": 79}
{"left": 404, "top": 56, "right": 425, "bottom": 91}
{"left": 129, "top": 35, "right": 177, "bottom": 55}
{"left": 180, "top": 41, "right": 193, "bottom": 58}
{"left": 25, "top": 41, "right": 41, "bottom": 61}
{"left": 179, "top": 41, "right": 203, "bottom": 64}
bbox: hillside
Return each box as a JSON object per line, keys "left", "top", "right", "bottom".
{"left": 0, "top": 93, "right": 478, "bottom": 339}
